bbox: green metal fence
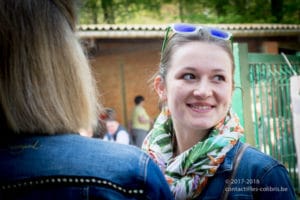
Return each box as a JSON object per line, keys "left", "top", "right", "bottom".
{"left": 233, "top": 43, "right": 300, "bottom": 193}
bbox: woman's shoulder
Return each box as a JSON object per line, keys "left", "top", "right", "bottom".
{"left": 237, "top": 143, "right": 296, "bottom": 199}
{"left": 1, "top": 134, "right": 173, "bottom": 199}
{"left": 237, "top": 142, "right": 289, "bottom": 179}
{"left": 242, "top": 143, "right": 281, "bottom": 166}
{"left": 71, "top": 134, "right": 146, "bottom": 160}
{"left": 11, "top": 134, "right": 151, "bottom": 178}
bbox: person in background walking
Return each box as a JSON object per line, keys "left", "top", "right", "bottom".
{"left": 130, "top": 95, "right": 152, "bottom": 148}
{"left": 0, "top": 1, "right": 174, "bottom": 199}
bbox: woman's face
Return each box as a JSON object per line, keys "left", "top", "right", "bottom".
{"left": 157, "top": 41, "right": 233, "bottom": 135}
{"left": 106, "top": 120, "right": 118, "bottom": 134}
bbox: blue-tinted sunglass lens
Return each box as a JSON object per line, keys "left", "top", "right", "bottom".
{"left": 210, "top": 29, "right": 229, "bottom": 39}
{"left": 173, "top": 24, "right": 197, "bottom": 32}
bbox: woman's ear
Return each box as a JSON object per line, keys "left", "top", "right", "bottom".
{"left": 154, "top": 75, "right": 166, "bottom": 100}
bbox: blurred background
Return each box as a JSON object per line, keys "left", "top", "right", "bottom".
{"left": 78, "top": 0, "right": 300, "bottom": 24}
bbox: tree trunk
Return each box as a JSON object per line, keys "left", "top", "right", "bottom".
{"left": 271, "top": 0, "right": 283, "bottom": 22}
{"left": 102, "top": 0, "right": 115, "bottom": 24}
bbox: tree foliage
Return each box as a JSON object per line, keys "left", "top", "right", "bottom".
{"left": 79, "top": 0, "right": 300, "bottom": 24}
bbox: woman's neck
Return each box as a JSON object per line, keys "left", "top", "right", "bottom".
{"left": 173, "top": 125, "right": 209, "bottom": 156}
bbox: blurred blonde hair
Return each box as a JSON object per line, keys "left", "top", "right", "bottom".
{"left": 0, "top": 0, "right": 101, "bottom": 134}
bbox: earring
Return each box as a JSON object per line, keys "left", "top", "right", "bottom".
{"left": 161, "top": 104, "right": 171, "bottom": 117}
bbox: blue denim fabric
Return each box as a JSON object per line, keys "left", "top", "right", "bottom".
{"left": 0, "top": 134, "right": 174, "bottom": 200}
{"left": 198, "top": 141, "right": 296, "bottom": 200}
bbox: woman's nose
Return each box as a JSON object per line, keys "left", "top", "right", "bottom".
{"left": 193, "top": 80, "right": 213, "bottom": 98}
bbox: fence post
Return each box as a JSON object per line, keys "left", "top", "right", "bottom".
{"left": 290, "top": 75, "right": 300, "bottom": 192}
{"left": 119, "top": 63, "right": 128, "bottom": 128}
{"left": 232, "top": 43, "right": 255, "bottom": 145}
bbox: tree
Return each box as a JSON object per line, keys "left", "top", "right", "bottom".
{"left": 271, "top": 0, "right": 283, "bottom": 22}
{"left": 79, "top": 0, "right": 161, "bottom": 24}
{"left": 79, "top": 0, "right": 300, "bottom": 24}
{"left": 79, "top": 0, "right": 102, "bottom": 24}
{"left": 101, "top": 0, "right": 115, "bottom": 24}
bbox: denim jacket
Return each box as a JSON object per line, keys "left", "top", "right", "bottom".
{"left": 0, "top": 134, "right": 174, "bottom": 200}
{"left": 198, "top": 141, "right": 296, "bottom": 200}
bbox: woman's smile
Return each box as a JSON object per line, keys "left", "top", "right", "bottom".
{"left": 187, "top": 102, "right": 214, "bottom": 113}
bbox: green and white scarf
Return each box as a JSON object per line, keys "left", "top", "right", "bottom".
{"left": 142, "top": 108, "right": 244, "bottom": 200}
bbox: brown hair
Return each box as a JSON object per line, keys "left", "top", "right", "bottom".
{"left": 0, "top": 0, "right": 101, "bottom": 134}
{"left": 158, "top": 31, "right": 235, "bottom": 86}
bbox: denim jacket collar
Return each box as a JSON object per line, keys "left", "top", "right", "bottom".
{"left": 216, "top": 141, "right": 243, "bottom": 173}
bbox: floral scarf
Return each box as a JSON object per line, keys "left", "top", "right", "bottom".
{"left": 142, "top": 108, "right": 244, "bottom": 200}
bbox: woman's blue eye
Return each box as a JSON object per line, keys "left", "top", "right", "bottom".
{"left": 183, "top": 74, "right": 195, "bottom": 80}
{"left": 213, "top": 75, "right": 225, "bottom": 81}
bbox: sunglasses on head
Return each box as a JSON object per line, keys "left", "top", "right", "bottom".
{"left": 161, "top": 23, "right": 232, "bottom": 53}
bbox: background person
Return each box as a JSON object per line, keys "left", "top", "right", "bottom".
{"left": 142, "top": 23, "right": 295, "bottom": 200}
{"left": 103, "top": 108, "right": 130, "bottom": 145}
{"left": 130, "top": 95, "right": 152, "bottom": 147}
{"left": 0, "top": 1, "right": 174, "bottom": 199}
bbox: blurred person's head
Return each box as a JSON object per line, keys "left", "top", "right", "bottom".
{"left": 134, "top": 95, "right": 145, "bottom": 105}
{"left": 105, "top": 120, "right": 120, "bottom": 135}
{"left": 0, "top": 0, "right": 101, "bottom": 135}
{"left": 102, "top": 108, "right": 119, "bottom": 134}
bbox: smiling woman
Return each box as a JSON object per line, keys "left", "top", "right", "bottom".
{"left": 142, "top": 23, "right": 296, "bottom": 200}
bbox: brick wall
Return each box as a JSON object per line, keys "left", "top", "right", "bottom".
{"left": 90, "top": 39, "right": 163, "bottom": 128}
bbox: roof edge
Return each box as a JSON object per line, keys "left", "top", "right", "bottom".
{"left": 77, "top": 24, "right": 300, "bottom": 39}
